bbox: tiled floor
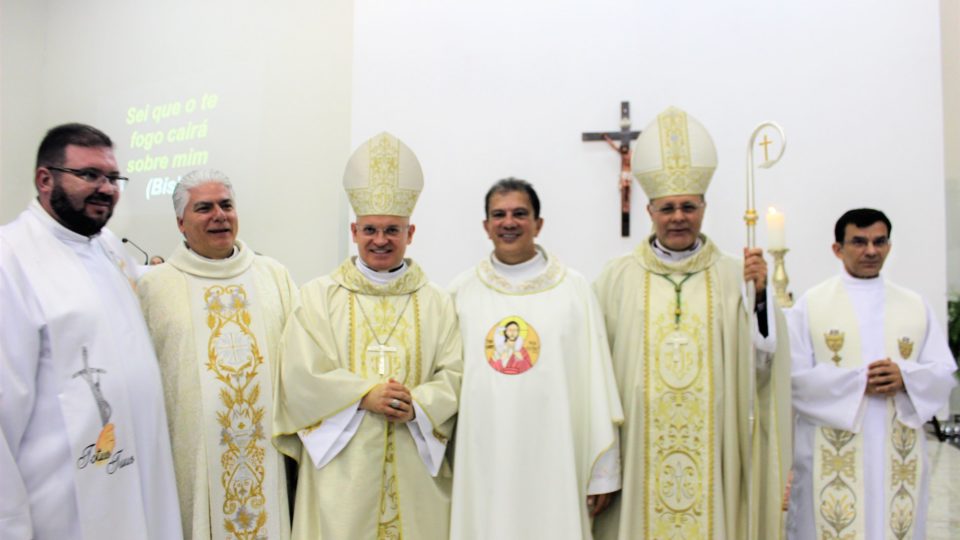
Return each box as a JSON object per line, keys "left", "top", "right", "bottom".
{"left": 926, "top": 432, "right": 960, "bottom": 539}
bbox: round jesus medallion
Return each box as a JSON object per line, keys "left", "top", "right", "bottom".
{"left": 484, "top": 316, "right": 540, "bottom": 375}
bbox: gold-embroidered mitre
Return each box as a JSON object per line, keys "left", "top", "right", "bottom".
{"left": 343, "top": 132, "right": 423, "bottom": 217}
{"left": 631, "top": 106, "right": 718, "bottom": 200}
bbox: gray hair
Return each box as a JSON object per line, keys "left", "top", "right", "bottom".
{"left": 172, "top": 169, "right": 235, "bottom": 218}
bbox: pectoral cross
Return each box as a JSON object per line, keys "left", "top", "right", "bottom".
{"left": 664, "top": 333, "right": 690, "bottom": 373}
{"left": 367, "top": 343, "right": 397, "bottom": 376}
{"left": 582, "top": 101, "right": 642, "bottom": 237}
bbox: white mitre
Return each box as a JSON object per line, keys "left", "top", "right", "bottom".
{"left": 631, "top": 106, "right": 718, "bottom": 200}
{"left": 343, "top": 132, "right": 423, "bottom": 217}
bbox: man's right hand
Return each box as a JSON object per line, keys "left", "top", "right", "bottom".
{"left": 360, "top": 379, "right": 414, "bottom": 421}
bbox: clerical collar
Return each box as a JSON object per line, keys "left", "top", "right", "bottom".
{"left": 355, "top": 257, "right": 409, "bottom": 285}
{"left": 841, "top": 267, "right": 883, "bottom": 288}
{"left": 651, "top": 236, "right": 702, "bottom": 262}
{"left": 490, "top": 250, "right": 547, "bottom": 285}
{"left": 186, "top": 242, "right": 239, "bottom": 261}
{"left": 29, "top": 199, "right": 101, "bottom": 245}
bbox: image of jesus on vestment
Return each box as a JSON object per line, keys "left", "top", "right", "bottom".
{"left": 485, "top": 317, "right": 540, "bottom": 375}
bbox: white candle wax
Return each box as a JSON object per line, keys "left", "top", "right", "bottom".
{"left": 767, "top": 207, "right": 785, "bottom": 250}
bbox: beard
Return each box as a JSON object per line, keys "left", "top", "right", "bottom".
{"left": 49, "top": 180, "right": 113, "bottom": 236}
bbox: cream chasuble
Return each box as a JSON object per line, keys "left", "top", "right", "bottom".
{"left": 138, "top": 241, "right": 297, "bottom": 540}
{"left": 449, "top": 249, "right": 623, "bottom": 540}
{"left": 593, "top": 235, "right": 792, "bottom": 540}
{"left": 786, "top": 273, "right": 957, "bottom": 540}
{"left": 274, "top": 257, "right": 462, "bottom": 540}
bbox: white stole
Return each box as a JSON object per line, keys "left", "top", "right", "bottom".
{"left": 807, "top": 276, "right": 925, "bottom": 540}
{"left": 5, "top": 208, "right": 149, "bottom": 538}
{"left": 184, "top": 261, "right": 282, "bottom": 540}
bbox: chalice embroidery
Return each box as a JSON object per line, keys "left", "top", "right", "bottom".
{"left": 897, "top": 337, "right": 914, "bottom": 360}
{"left": 824, "top": 329, "right": 845, "bottom": 366}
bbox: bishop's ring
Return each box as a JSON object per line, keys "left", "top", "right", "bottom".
{"left": 390, "top": 399, "right": 401, "bottom": 409}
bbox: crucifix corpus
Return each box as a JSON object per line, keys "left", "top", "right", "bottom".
{"left": 582, "top": 101, "right": 641, "bottom": 237}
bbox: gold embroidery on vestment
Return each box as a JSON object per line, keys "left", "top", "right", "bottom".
{"left": 203, "top": 284, "right": 271, "bottom": 539}
{"left": 645, "top": 270, "right": 714, "bottom": 539}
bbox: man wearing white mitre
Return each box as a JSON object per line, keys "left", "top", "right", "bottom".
{"left": 448, "top": 177, "right": 624, "bottom": 539}
{"left": 273, "top": 132, "right": 462, "bottom": 539}
{"left": 593, "top": 106, "right": 792, "bottom": 540}
{"left": 138, "top": 169, "right": 298, "bottom": 539}
{"left": 785, "top": 208, "right": 956, "bottom": 540}
{"left": 0, "top": 123, "right": 180, "bottom": 539}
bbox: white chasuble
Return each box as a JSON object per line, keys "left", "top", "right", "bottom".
{"left": 274, "top": 258, "right": 462, "bottom": 540}
{"left": 593, "top": 235, "right": 792, "bottom": 540}
{"left": 138, "top": 241, "right": 295, "bottom": 540}
{"left": 449, "top": 249, "right": 623, "bottom": 540}
{"left": 805, "top": 277, "right": 924, "bottom": 540}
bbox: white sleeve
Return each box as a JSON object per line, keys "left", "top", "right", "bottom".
{"left": 587, "top": 430, "right": 621, "bottom": 494}
{"left": 893, "top": 303, "right": 958, "bottom": 428}
{"left": 297, "top": 402, "right": 365, "bottom": 469}
{"left": 405, "top": 402, "right": 447, "bottom": 477}
{"left": 742, "top": 283, "right": 777, "bottom": 358}
{"left": 787, "top": 298, "right": 868, "bottom": 432}
{"left": 0, "top": 260, "right": 40, "bottom": 539}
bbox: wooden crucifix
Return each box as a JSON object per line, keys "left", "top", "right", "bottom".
{"left": 582, "top": 101, "right": 641, "bottom": 237}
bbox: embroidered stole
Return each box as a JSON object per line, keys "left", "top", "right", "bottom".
{"left": 348, "top": 291, "right": 422, "bottom": 540}
{"left": 186, "top": 272, "right": 282, "bottom": 540}
{"left": 643, "top": 268, "right": 717, "bottom": 539}
{"left": 807, "top": 277, "right": 925, "bottom": 540}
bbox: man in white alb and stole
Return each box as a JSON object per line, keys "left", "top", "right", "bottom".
{"left": 137, "top": 170, "right": 297, "bottom": 539}
{"left": 0, "top": 123, "right": 181, "bottom": 539}
{"left": 785, "top": 208, "right": 956, "bottom": 540}
{"left": 593, "top": 106, "right": 792, "bottom": 540}
{"left": 273, "top": 132, "right": 463, "bottom": 539}
{"left": 449, "top": 178, "right": 624, "bottom": 540}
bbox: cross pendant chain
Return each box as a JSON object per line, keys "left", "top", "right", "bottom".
{"left": 656, "top": 272, "right": 697, "bottom": 327}
{"left": 354, "top": 293, "right": 413, "bottom": 378}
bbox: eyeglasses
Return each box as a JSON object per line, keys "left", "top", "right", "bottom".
{"left": 48, "top": 166, "right": 128, "bottom": 188}
{"left": 358, "top": 225, "right": 407, "bottom": 238}
{"left": 650, "top": 202, "right": 704, "bottom": 216}
{"left": 844, "top": 237, "right": 889, "bottom": 248}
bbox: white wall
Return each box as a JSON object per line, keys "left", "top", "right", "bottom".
{"left": 943, "top": 0, "right": 960, "bottom": 298}
{"left": 352, "top": 0, "right": 949, "bottom": 324}
{"left": 1, "top": 0, "right": 353, "bottom": 285}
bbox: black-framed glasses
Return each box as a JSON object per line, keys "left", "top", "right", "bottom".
{"left": 48, "top": 166, "right": 128, "bottom": 187}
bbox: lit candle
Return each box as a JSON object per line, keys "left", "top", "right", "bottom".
{"left": 767, "top": 207, "right": 785, "bottom": 250}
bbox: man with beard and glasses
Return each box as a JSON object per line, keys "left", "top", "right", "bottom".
{"left": 0, "top": 123, "right": 181, "bottom": 539}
